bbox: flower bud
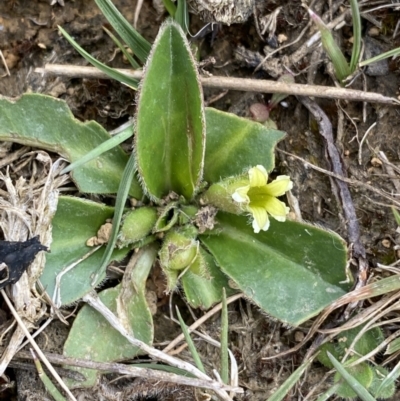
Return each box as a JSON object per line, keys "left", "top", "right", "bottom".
{"left": 117, "top": 207, "right": 158, "bottom": 247}
{"left": 160, "top": 226, "right": 199, "bottom": 272}
{"left": 201, "top": 176, "right": 248, "bottom": 215}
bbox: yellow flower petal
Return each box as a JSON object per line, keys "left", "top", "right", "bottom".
{"left": 232, "top": 185, "right": 250, "bottom": 203}
{"left": 264, "top": 197, "right": 289, "bottom": 220}
{"left": 249, "top": 205, "right": 269, "bottom": 233}
{"left": 264, "top": 175, "right": 293, "bottom": 197}
{"left": 249, "top": 165, "right": 268, "bottom": 187}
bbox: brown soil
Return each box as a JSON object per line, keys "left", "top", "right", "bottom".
{"left": 1, "top": 0, "right": 400, "bottom": 400}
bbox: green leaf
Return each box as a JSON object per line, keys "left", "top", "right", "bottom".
{"left": 135, "top": 19, "right": 205, "bottom": 201}
{"left": 220, "top": 288, "right": 229, "bottom": 384}
{"left": 200, "top": 213, "right": 351, "bottom": 326}
{"left": 63, "top": 245, "right": 156, "bottom": 388}
{"left": 95, "top": 0, "right": 151, "bottom": 63}
{"left": 203, "top": 108, "right": 285, "bottom": 184}
{"left": 175, "top": 0, "right": 189, "bottom": 32}
{"left": 308, "top": 8, "right": 351, "bottom": 82}
{"left": 162, "top": 0, "right": 177, "bottom": 17}
{"left": 349, "top": 0, "right": 362, "bottom": 72}
{"left": 391, "top": 207, "right": 400, "bottom": 227}
{"left": 0, "top": 93, "right": 142, "bottom": 196}
{"left": 59, "top": 26, "right": 140, "bottom": 89}
{"left": 330, "top": 355, "right": 376, "bottom": 401}
{"left": 370, "top": 365, "right": 395, "bottom": 399}
{"left": 175, "top": 307, "right": 206, "bottom": 374}
{"left": 40, "top": 197, "right": 130, "bottom": 305}
{"left": 372, "top": 362, "right": 400, "bottom": 398}
{"left": 386, "top": 337, "right": 400, "bottom": 355}
{"left": 267, "top": 358, "right": 313, "bottom": 401}
{"left": 103, "top": 26, "right": 141, "bottom": 70}
{"left": 181, "top": 247, "right": 234, "bottom": 309}
{"left": 61, "top": 124, "right": 134, "bottom": 174}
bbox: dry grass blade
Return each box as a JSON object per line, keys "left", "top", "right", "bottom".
{"left": 1, "top": 290, "right": 76, "bottom": 401}
{"left": 82, "top": 291, "right": 241, "bottom": 400}
{"left": 0, "top": 155, "right": 68, "bottom": 376}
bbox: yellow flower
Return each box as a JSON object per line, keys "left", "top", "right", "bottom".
{"left": 232, "top": 165, "right": 293, "bottom": 233}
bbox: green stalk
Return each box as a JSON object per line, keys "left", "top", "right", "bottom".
{"left": 176, "top": 307, "right": 206, "bottom": 374}
{"left": 349, "top": 0, "right": 362, "bottom": 72}
{"left": 308, "top": 8, "right": 351, "bottom": 82}
{"left": 30, "top": 349, "right": 67, "bottom": 401}
{"left": 162, "top": 0, "right": 177, "bottom": 17}
{"left": 220, "top": 288, "right": 229, "bottom": 384}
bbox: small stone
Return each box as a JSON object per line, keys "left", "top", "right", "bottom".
{"left": 368, "top": 27, "right": 380, "bottom": 37}
{"left": 371, "top": 157, "right": 382, "bottom": 167}
{"left": 294, "top": 331, "right": 305, "bottom": 342}
{"left": 277, "top": 34, "right": 288, "bottom": 44}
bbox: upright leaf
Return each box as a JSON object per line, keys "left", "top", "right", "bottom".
{"left": 135, "top": 19, "right": 205, "bottom": 201}
{"left": 200, "top": 213, "right": 351, "bottom": 326}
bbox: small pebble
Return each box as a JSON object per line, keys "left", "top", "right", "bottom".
{"left": 368, "top": 27, "right": 380, "bottom": 37}
{"left": 370, "top": 157, "right": 382, "bottom": 167}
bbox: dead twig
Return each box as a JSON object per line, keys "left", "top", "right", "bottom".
{"left": 278, "top": 149, "right": 400, "bottom": 208}
{"left": 34, "top": 64, "right": 400, "bottom": 105}
{"left": 1, "top": 289, "right": 77, "bottom": 401}
{"left": 297, "top": 97, "right": 367, "bottom": 265}
{"left": 82, "top": 291, "right": 240, "bottom": 401}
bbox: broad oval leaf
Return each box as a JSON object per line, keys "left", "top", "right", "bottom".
{"left": 0, "top": 93, "right": 142, "bottom": 196}
{"left": 63, "top": 245, "right": 156, "bottom": 388}
{"left": 181, "top": 246, "right": 235, "bottom": 309}
{"left": 204, "top": 108, "right": 285, "bottom": 183}
{"left": 40, "top": 196, "right": 130, "bottom": 305}
{"left": 200, "top": 213, "right": 351, "bottom": 326}
{"left": 135, "top": 19, "right": 205, "bottom": 201}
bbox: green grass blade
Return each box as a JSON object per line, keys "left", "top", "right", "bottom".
{"left": 31, "top": 350, "right": 68, "bottom": 401}
{"left": 308, "top": 8, "right": 351, "bottom": 82}
{"left": 175, "top": 0, "right": 189, "bottom": 32}
{"left": 220, "top": 288, "right": 229, "bottom": 384}
{"left": 61, "top": 124, "right": 134, "bottom": 174}
{"left": 266, "top": 358, "right": 313, "bottom": 401}
{"left": 103, "top": 26, "right": 140, "bottom": 69}
{"left": 95, "top": 0, "right": 151, "bottom": 63}
{"left": 162, "top": 0, "right": 177, "bottom": 17}
{"left": 360, "top": 46, "right": 400, "bottom": 67}
{"left": 375, "top": 361, "right": 400, "bottom": 398}
{"left": 97, "top": 151, "right": 137, "bottom": 278}
{"left": 392, "top": 207, "right": 400, "bottom": 226}
{"left": 349, "top": 0, "right": 362, "bottom": 72}
{"left": 175, "top": 307, "right": 206, "bottom": 374}
{"left": 315, "top": 383, "right": 340, "bottom": 401}
{"left": 327, "top": 353, "right": 376, "bottom": 401}
{"left": 59, "top": 26, "right": 139, "bottom": 89}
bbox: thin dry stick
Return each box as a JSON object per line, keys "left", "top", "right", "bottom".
{"left": 1, "top": 289, "right": 77, "bottom": 401}
{"left": 15, "top": 349, "right": 238, "bottom": 392}
{"left": 378, "top": 151, "right": 400, "bottom": 195}
{"left": 82, "top": 292, "right": 240, "bottom": 401}
{"left": 277, "top": 149, "right": 400, "bottom": 208}
{"left": 34, "top": 64, "right": 400, "bottom": 105}
{"left": 0, "top": 50, "right": 10, "bottom": 77}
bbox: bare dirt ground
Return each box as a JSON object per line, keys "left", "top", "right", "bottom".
{"left": 1, "top": 0, "right": 400, "bottom": 400}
